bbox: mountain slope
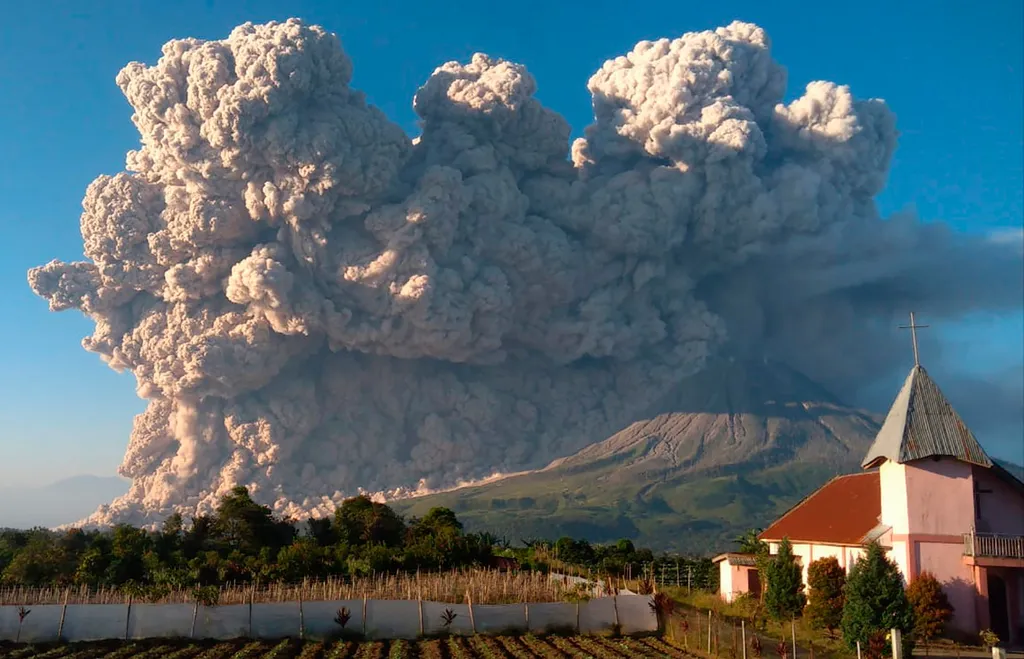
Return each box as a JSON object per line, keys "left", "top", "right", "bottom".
{"left": 0, "top": 475, "right": 130, "bottom": 529}
{"left": 393, "top": 358, "right": 881, "bottom": 553}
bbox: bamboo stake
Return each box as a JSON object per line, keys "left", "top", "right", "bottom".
{"left": 418, "top": 591, "right": 424, "bottom": 637}
{"left": 57, "top": 588, "right": 69, "bottom": 641}
{"left": 792, "top": 617, "right": 797, "bottom": 659}
{"left": 190, "top": 600, "right": 199, "bottom": 639}
{"left": 124, "top": 593, "right": 134, "bottom": 641}
{"left": 248, "top": 584, "right": 255, "bottom": 639}
{"left": 362, "top": 593, "right": 367, "bottom": 637}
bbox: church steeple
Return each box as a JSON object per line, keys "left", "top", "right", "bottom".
{"left": 862, "top": 313, "right": 993, "bottom": 469}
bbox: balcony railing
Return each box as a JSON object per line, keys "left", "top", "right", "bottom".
{"left": 963, "top": 532, "right": 1024, "bottom": 559}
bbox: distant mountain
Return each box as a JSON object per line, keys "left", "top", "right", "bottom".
{"left": 995, "top": 458, "right": 1024, "bottom": 482}
{"left": 393, "top": 358, "right": 881, "bottom": 554}
{"left": 0, "top": 475, "right": 130, "bottom": 529}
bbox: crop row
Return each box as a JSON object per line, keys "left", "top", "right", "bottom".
{"left": 0, "top": 635, "right": 690, "bottom": 659}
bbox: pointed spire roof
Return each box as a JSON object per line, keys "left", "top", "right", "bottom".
{"left": 862, "top": 365, "right": 993, "bottom": 469}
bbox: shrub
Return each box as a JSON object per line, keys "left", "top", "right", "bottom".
{"left": 764, "top": 538, "right": 806, "bottom": 621}
{"left": 906, "top": 572, "right": 953, "bottom": 645}
{"left": 840, "top": 542, "right": 914, "bottom": 658}
{"left": 979, "top": 629, "right": 999, "bottom": 650}
{"left": 806, "top": 556, "right": 845, "bottom": 636}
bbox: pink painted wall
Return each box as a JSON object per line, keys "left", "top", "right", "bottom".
{"left": 719, "top": 561, "right": 756, "bottom": 603}
{"left": 905, "top": 458, "right": 975, "bottom": 535}
{"left": 973, "top": 466, "right": 1024, "bottom": 534}
{"left": 916, "top": 542, "right": 977, "bottom": 633}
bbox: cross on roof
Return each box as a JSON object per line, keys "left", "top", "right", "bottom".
{"left": 899, "top": 312, "right": 929, "bottom": 367}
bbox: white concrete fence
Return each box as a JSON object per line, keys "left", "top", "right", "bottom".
{"left": 0, "top": 594, "right": 657, "bottom": 643}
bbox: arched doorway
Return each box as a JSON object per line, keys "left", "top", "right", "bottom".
{"left": 987, "top": 574, "right": 1010, "bottom": 643}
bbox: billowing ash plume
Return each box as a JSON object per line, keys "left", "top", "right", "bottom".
{"left": 29, "top": 19, "right": 1022, "bottom": 526}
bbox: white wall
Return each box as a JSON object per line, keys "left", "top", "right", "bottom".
{"left": 0, "top": 595, "right": 657, "bottom": 643}
{"left": 881, "top": 461, "right": 910, "bottom": 534}
{"left": 0, "top": 604, "right": 62, "bottom": 644}
{"left": 301, "top": 599, "right": 364, "bottom": 640}
{"left": 719, "top": 561, "right": 734, "bottom": 602}
{"left": 128, "top": 603, "right": 194, "bottom": 639}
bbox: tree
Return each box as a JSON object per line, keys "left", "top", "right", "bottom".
{"left": 806, "top": 556, "right": 846, "bottom": 636}
{"left": 841, "top": 542, "right": 914, "bottom": 658}
{"left": 334, "top": 496, "right": 406, "bottom": 548}
{"left": 736, "top": 529, "right": 769, "bottom": 555}
{"left": 214, "top": 486, "right": 294, "bottom": 556}
{"left": 764, "top": 538, "right": 806, "bottom": 620}
{"left": 906, "top": 572, "right": 953, "bottom": 647}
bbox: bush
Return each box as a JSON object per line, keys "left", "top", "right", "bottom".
{"left": 764, "top": 538, "right": 806, "bottom": 621}
{"left": 979, "top": 629, "right": 999, "bottom": 650}
{"left": 906, "top": 572, "right": 953, "bottom": 644}
{"left": 840, "top": 542, "right": 914, "bottom": 658}
{"left": 806, "top": 556, "right": 845, "bottom": 636}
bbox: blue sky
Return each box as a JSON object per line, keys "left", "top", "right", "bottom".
{"left": 0, "top": 0, "right": 1021, "bottom": 487}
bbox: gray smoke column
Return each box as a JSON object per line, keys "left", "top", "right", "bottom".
{"left": 29, "top": 19, "right": 1022, "bottom": 525}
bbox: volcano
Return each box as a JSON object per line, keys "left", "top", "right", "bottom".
{"left": 392, "top": 358, "right": 882, "bottom": 553}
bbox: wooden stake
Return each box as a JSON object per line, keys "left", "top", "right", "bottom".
{"left": 525, "top": 602, "right": 530, "bottom": 633}
{"left": 467, "top": 589, "right": 477, "bottom": 635}
{"left": 708, "top": 610, "right": 712, "bottom": 654}
{"left": 418, "top": 591, "right": 424, "bottom": 637}
{"left": 742, "top": 619, "right": 747, "bottom": 659}
{"left": 792, "top": 618, "right": 797, "bottom": 659}
{"left": 362, "top": 594, "right": 368, "bottom": 637}
{"left": 248, "top": 584, "right": 255, "bottom": 639}
{"left": 298, "top": 594, "right": 305, "bottom": 640}
{"left": 124, "top": 594, "right": 133, "bottom": 641}
{"left": 57, "top": 588, "right": 69, "bottom": 641}
{"left": 190, "top": 600, "right": 199, "bottom": 639}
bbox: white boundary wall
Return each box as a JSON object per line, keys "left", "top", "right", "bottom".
{"left": 0, "top": 595, "right": 656, "bottom": 642}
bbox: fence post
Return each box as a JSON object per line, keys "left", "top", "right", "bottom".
{"left": 418, "top": 591, "right": 424, "bottom": 637}
{"left": 791, "top": 618, "right": 797, "bottom": 659}
{"left": 467, "top": 590, "right": 477, "bottom": 635}
{"left": 190, "top": 599, "right": 199, "bottom": 639}
{"left": 891, "top": 628, "right": 903, "bottom": 659}
{"left": 57, "top": 588, "right": 69, "bottom": 641}
{"left": 124, "top": 593, "right": 133, "bottom": 641}
{"left": 742, "top": 619, "right": 747, "bottom": 659}
{"left": 361, "top": 594, "right": 368, "bottom": 637}
{"left": 576, "top": 600, "right": 581, "bottom": 634}
{"left": 708, "top": 610, "right": 712, "bottom": 654}
{"left": 252, "top": 586, "right": 258, "bottom": 638}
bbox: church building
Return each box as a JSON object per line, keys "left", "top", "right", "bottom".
{"left": 714, "top": 318, "right": 1024, "bottom": 645}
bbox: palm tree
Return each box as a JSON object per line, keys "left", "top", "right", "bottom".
{"left": 735, "top": 529, "right": 768, "bottom": 555}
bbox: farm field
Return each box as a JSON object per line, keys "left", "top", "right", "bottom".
{"left": 0, "top": 634, "right": 692, "bottom": 658}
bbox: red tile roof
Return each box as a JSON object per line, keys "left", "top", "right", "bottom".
{"left": 759, "top": 472, "right": 882, "bottom": 546}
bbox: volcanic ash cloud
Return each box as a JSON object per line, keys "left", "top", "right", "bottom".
{"left": 29, "top": 19, "right": 1022, "bottom": 526}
